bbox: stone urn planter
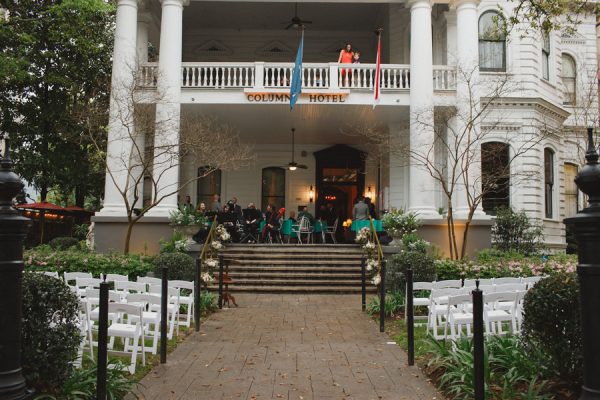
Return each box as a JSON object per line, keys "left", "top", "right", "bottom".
{"left": 389, "top": 231, "right": 403, "bottom": 246}
{"left": 173, "top": 224, "right": 202, "bottom": 246}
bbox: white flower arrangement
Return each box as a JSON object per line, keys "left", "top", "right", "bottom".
{"left": 174, "top": 239, "right": 187, "bottom": 252}
{"left": 201, "top": 272, "right": 215, "bottom": 283}
{"left": 381, "top": 209, "right": 420, "bottom": 237}
{"left": 354, "top": 227, "right": 371, "bottom": 244}
{"left": 205, "top": 258, "right": 219, "bottom": 268}
{"left": 168, "top": 208, "right": 207, "bottom": 226}
{"left": 210, "top": 240, "right": 224, "bottom": 251}
{"left": 366, "top": 258, "right": 378, "bottom": 272}
{"left": 363, "top": 241, "right": 375, "bottom": 250}
{"left": 371, "top": 274, "right": 381, "bottom": 285}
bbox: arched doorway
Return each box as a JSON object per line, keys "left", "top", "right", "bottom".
{"left": 314, "top": 145, "right": 366, "bottom": 222}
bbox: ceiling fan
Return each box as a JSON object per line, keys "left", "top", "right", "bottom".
{"left": 287, "top": 128, "right": 307, "bottom": 171}
{"left": 284, "top": 3, "right": 312, "bottom": 30}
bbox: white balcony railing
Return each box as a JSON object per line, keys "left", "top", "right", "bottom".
{"left": 138, "top": 62, "right": 456, "bottom": 92}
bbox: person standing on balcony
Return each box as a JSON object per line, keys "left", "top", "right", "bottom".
{"left": 210, "top": 193, "right": 221, "bottom": 212}
{"left": 338, "top": 43, "right": 354, "bottom": 87}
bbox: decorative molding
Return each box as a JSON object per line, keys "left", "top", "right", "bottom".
{"left": 484, "top": 97, "right": 571, "bottom": 122}
{"left": 561, "top": 32, "right": 586, "bottom": 46}
{"left": 256, "top": 41, "right": 292, "bottom": 58}
{"left": 192, "top": 40, "right": 233, "bottom": 57}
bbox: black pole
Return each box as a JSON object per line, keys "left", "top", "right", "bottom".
{"left": 379, "top": 259, "right": 386, "bottom": 333}
{"left": 194, "top": 258, "right": 201, "bottom": 332}
{"left": 361, "top": 258, "right": 366, "bottom": 311}
{"left": 0, "top": 135, "right": 31, "bottom": 400}
{"left": 472, "top": 281, "right": 485, "bottom": 400}
{"left": 564, "top": 127, "right": 600, "bottom": 400}
{"left": 160, "top": 266, "right": 168, "bottom": 364}
{"left": 406, "top": 268, "right": 415, "bottom": 366}
{"left": 96, "top": 281, "right": 109, "bottom": 400}
{"left": 218, "top": 255, "right": 224, "bottom": 309}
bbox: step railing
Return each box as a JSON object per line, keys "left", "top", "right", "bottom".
{"left": 138, "top": 62, "right": 457, "bottom": 91}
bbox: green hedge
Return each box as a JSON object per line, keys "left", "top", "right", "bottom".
{"left": 24, "top": 245, "right": 154, "bottom": 279}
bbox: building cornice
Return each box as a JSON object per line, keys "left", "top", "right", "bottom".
{"left": 484, "top": 97, "right": 571, "bottom": 123}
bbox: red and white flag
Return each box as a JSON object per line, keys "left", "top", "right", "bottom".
{"left": 373, "top": 33, "right": 381, "bottom": 109}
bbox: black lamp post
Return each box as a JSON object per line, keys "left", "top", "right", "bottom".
{"left": 564, "top": 127, "right": 600, "bottom": 400}
{"left": 0, "top": 134, "right": 31, "bottom": 400}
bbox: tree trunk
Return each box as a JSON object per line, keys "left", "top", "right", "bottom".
{"left": 124, "top": 220, "right": 134, "bottom": 255}
{"left": 40, "top": 185, "right": 48, "bottom": 244}
{"left": 459, "top": 208, "right": 476, "bottom": 259}
{"left": 75, "top": 185, "right": 85, "bottom": 207}
{"left": 446, "top": 202, "right": 454, "bottom": 260}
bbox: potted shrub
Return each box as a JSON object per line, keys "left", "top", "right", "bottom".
{"left": 381, "top": 209, "right": 420, "bottom": 246}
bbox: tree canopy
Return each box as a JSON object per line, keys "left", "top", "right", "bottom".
{"left": 0, "top": 0, "right": 114, "bottom": 207}
{"left": 505, "top": 0, "right": 596, "bottom": 35}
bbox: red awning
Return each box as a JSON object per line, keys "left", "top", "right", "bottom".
{"left": 15, "top": 201, "right": 67, "bottom": 212}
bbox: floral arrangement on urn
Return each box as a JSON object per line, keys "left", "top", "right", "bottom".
{"left": 381, "top": 209, "right": 420, "bottom": 246}
{"left": 168, "top": 208, "right": 208, "bottom": 246}
{"left": 355, "top": 227, "right": 382, "bottom": 286}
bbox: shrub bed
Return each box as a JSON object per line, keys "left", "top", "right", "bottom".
{"left": 434, "top": 252, "right": 577, "bottom": 281}
{"left": 22, "top": 272, "right": 81, "bottom": 392}
{"left": 24, "top": 245, "right": 154, "bottom": 278}
{"left": 153, "top": 252, "right": 195, "bottom": 281}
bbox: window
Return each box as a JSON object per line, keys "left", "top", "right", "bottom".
{"left": 481, "top": 142, "right": 510, "bottom": 214}
{"left": 564, "top": 163, "right": 579, "bottom": 218}
{"left": 562, "top": 54, "right": 576, "bottom": 105}
{"left": 542, "top": 33, "right": 550, "bottom": 80}
{"left": 544, "top": 148, "right": 554, "bottom": 218}
{"left": 197, "top": 167, "right": 221, "bottom": 207}
{"left": 479, "top": 11, "right": 506, "bottom": 71}
{"left": 261, "top": 167, "right": 285, "bottom": 211}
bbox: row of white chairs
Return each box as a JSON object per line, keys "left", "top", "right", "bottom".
{"left": 407, "top": 277, "right": 545, "bottom": 341}
{"left": 37, "top": 271, "right": 196, "bottom": 374}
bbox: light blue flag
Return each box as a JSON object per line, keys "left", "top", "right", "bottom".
{"left": 290, "top": 30, "right": 304, "bottom": 110}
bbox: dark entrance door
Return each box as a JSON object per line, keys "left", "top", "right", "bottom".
{"left": 314, "top": 145, "right": 366, "bottom": 223}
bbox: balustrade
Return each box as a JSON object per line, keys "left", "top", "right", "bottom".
{"left": 137, "top": 62, "right": 456, "bottom": 92}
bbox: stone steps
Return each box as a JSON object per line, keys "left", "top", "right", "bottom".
{"left": 212, "top": 244, "right": 375, "bottom": 294}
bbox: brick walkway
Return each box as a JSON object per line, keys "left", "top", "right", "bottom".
{"left": 131, "top": 294, "right": 440, "bottom": 400}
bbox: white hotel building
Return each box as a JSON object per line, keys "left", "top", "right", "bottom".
{"left": 93, "top": 0, "right": 598, "bottom": 255}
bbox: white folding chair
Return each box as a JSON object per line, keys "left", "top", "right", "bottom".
{"left": 324, "top": 218, "right": 338, "bottom": 244}
{"left": 483, "top": 291, "right": 520, "bottom": 335}
{"left": 406, "top": 281, "right": 432, "bottom": 323}
{"left": 495, "top": 283, "right": 527, "bottom": 293}
{"left": 169, "top": 280, "right": 194, "bottom": 328}
{"left": 522, "top": 276, "right": 543, "bottom": 289}
{"left": 493, "top": 277, "right": 522, "bottom": 285}
{"left": 75, "top": 277, "right": 103, "bottom": 298}
{"left": 64, "top": 272, "right": 93, "bottom": 296}
{"left": 148, "top": 285, "right": 181, "bottom": 339}
{"left": 432, "top": 280, "right": 462, "bottom": 289}
{"left": 429, "top": 287, "right": 465, "bottom": 339}
{"left": 291, "top": 216, "right": 313, "bottom": 245}
{"left": 74, "top": 301, "right": 94, "bottom": 368}
{"left": 106, "top": 273, "right": 129, "bottom": 283}
{"left": 137, "top": 276, "right": 162, "bottom": 291}
{"left": 106, "top": 302, "right": 146, "bottom": 374}
{"left": 114, "top": 281, "right": 147, "bottom": 300}
{"left": 125, "top": 293, "right": 162, "bottom": 354}
{"left": 443, "top": 294, "right": 474, "bottom": 340}
{"left": 84, "top": 288, "right": 122, "bottom": 349}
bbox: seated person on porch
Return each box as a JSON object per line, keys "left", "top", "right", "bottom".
{"left": 218, "top": 204, "right": 239, "bottom": 242}
{"left": 298, "top": 206, "right": 314, "bottom": 224}
{"left": 353, "top": 196, "right": 369, "bottom": 221}
{"left": 287, "top": 210, "right": 297, "bottom": 223}
{"left": 196, "top": 201, "right": 207, "bottom": 215}
{"left": 261, "top": 204, "right": 282, "bottom": 243}
{"left": 242, "top": 203, "right": 262, "bottom": 239}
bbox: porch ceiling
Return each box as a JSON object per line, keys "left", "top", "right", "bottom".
{"left": 184, "top": 2, "right": 388, "bottom": 31}
{"left": 181, "top": 103, "right": 407, "bottom": 144}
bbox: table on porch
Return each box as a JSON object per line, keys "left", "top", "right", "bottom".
{"left": 350, "top": 219, "right": 384, "bottom": 232}
{"left": 258, "top": 219, "right": 328, "bottom": 242}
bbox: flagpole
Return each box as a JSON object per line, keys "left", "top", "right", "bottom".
{"left": 373, "top": 27, "right": 383, "bottom": 109}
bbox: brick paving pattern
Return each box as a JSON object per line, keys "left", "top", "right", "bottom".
{"left": 131, "top": 294, "right": 440, "bottom": 400}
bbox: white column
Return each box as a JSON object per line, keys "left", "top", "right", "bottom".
{"left": 130, "top": 12, "right": 151, "bottom": 211}
{"left": 389, "top": 122, "right": 408, "bottom": 210}
{"left": 407, "top": 0, "right": 438, "bottom": 217}
{"left": 452, "top": 0, "right": 486, "bottom": 218}
{"left": 146, "top": 0, "right": 187, "bottom": 217}
{"left": 98, "top": 0, "right": 138, "bottom": 216}
{"left": 445, "top": 11, "right": 457, "bottom": 65}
